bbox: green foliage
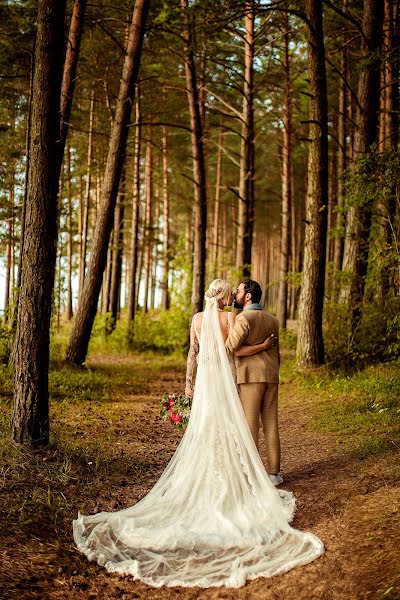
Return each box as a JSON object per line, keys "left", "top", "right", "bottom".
{"left": 0, "top": 321, "right": 12, "bottom": 364}
{"left": 130, "top": 308, "right": 190, "bottom": 354}
{"left": 302, "top": 362, "right": 400, "bottom": 458}
{"left": 324, "top": 296, "right": 400, "bottom": 369}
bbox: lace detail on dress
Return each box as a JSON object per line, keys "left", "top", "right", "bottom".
{"left": 185, "top": 314, "right": 199, "bottom": 391}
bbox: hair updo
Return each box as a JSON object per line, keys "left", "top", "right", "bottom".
{"left": 204, "top": 279, "right": 232, "bottom": 306}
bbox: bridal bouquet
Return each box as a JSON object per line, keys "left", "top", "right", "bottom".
{"left": 160, "top": 393, "right": 192, "bottom": 429}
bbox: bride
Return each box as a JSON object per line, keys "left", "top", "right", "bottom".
{"left": 73, "top": 279, "right": 324, "bottom": 588}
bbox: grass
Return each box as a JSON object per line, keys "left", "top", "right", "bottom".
{"left": 278, "top": 329, "right": 400, "bottom": 461}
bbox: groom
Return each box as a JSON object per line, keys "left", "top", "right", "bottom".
{"left": 226, "top": 280, "right": 283, "bottom": 486}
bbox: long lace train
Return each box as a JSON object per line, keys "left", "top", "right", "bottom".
{"left": 73, "top": 298, "right": 324, "bottom": 587}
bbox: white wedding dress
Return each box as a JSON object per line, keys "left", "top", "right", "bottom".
{"left": 73, "top": 297, "right": 324, "bottom": 588}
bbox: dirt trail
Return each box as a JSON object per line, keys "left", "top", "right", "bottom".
{"left": 1, "top": 355, "right": 399, "bottom": 600}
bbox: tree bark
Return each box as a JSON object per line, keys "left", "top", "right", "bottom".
{"left": 108, "top": 174, "right": 125, "bottom": 330}
{"left": 212, "top": 124, "right": 224, "bottom": 276}
{"left": 181, "top": 0, "right": 207, "bottom": 314}
{"left": 12, "top": 0, "right": 66, "bottom": 444}
{"left": 78, "top": 89, "right": 95, "bottom": 295}
{"left": 66, "top": 145, "right": 73, "bottom": 319}
{"left": 377, "top": 0, "right": 398, "bottom": 297}
{"left": 297, "top": 0, "right": 329, "bottom": 367}
{"left": 340, "top": 0, "right": 383, "bottom": 327}
{"left": 4, "top": 170, "right": 15, "bottom": 323}
{"left": 277, "top": 14, "right": 291, "bottom": 330}
{"left": 102, "top": 245, "right": 113, "bottom": 314}
{"left": 143, "top": 138, "right": 153, "bottom": 313}
{"left": 333, "top": 9, "right": 348, "bottom": 274}
{"left": 65, "top": 0, "right": 149, "bottom": 365}
{"left": 161, "top": 126, "right": 170, "bottom": 310}
{"left": 127, "top": 92, "right": 142, "bottom": 339}
{"left": 236, "top": 0, "right": 255, "bottom": 276}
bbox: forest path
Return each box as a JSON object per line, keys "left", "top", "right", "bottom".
{"left": 1, "top": 353, "right": 399, "bottom": 600}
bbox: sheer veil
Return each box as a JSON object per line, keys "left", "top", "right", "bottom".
{"left": 73, "top": 297, "right": 324, "bottom": 588}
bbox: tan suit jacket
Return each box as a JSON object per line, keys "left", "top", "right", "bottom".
{"left": 225, "top": 309, "right": 280, "bottom": 384}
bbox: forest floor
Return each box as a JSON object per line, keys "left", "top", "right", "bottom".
{"left": 0, "top": 344, "right": 399, "bottom": 600}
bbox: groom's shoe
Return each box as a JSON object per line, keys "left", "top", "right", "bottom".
{"left": 269, "top": 474, "right": 283, "bottom": 486}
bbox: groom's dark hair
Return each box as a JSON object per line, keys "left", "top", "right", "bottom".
{"left": 241, "top": 280, "right": 262, "bottom": 304}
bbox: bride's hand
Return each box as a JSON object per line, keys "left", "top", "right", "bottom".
{"left": 185, "top": 387, "right": 194, "bottom": 398}
{"left": 262, "top": 334, "right": 277, "bottom": 350}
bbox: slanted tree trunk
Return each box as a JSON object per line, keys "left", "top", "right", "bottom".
{"left": 161, "top": 126, "right": 170, "bottom": 310}
{"left": 181, "top": 0, "right": 207, "bottom": 314}
{"left": 65, "top": 0, "right": 149, "bottom": 365}
{"left": 340, "top": 0, "right": 383, "bottom": 328}
{"left": 297, "top": 0, "right": 329, "bottom": 368}
{"left": 236, "top": 0, "right": 255, "bottom": 277}
{"left": 66, "top": 145, "right": 73, "bottom": 319}
{"left": 277, "top": 14, "right": 291, "bottom": 330}
{"left": 127, "top": 92, "right": 142, "bottom": 340}
{"left": 79, "top": 89, "right": 95, "bottom": 295}
{"left": 12, "top": 0, "right": 66, "bottom": 444}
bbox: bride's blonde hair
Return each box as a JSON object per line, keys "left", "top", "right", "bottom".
{"left": 204, "top": 279, "right": 232, "bottom": 306}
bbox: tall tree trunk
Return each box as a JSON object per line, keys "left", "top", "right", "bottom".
{"left": 79, "top": 89, "right": 95, "bottom": 295}
{"left": 108, "top": 174, "right": 125, "bottom": 330}
{"left": 277, "top": 13, "right": 291, "bottom": 329}
{"left": 340, "top": 0, "right": 383, "bottom": 328}
{"left": 12, "top": 0, "right": 66, "bottom": 444}
{"left": 289, "top": 167, "right": 298, "bottom": 319}
{"left": 333, "top": 9, "right": 348, "bottom": 274}
{"left": 102, "top": 245, "right": 113, "bottom": 314}
{"left": 150, "top": 189, "right": 159, "bottom": 310}
{"left": 297, "top": 0, "right": 329, "bottom": 367}
{"left": 66, "top": 145, "right": 73, "bottom": 319}
{"left": 327, "top": 121, "right": 338, "bottom": 263}
{"left": 236, "top": 1, "right": 255, "bottom": 276}
{"left": 377, "top": 0, "right": 399, "bottom": 297}
{"left": 127, "top": 92, "right": 142, "bottom": 339}
{"left": 4, "top": 171, "right": 14, "bottom": 323}
{"left": 212, "top": 124, "right": 224, "bottom": 276}
{"left": 143, "top": 138, "right": 153, "bottom": 313}
{"left": 11, "top": 53, "right": 34, "bottom": 334}
{"left": 181, "top": 0, "right": 207, "bottom": 314}
{"left": 161, "top": 126, "right": 170, "bottom": 310}
{"left": 65, "top": 0, "right": 149, "bottom": 365}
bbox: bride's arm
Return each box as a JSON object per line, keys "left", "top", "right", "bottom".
{"left": 184, "top": 316, "right": 199, "bottom": 398}
{"left": 234, "top": 335, "right": 277, "bottom": 357}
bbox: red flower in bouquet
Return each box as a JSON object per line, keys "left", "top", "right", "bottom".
{"left": 169, "top": 412, "right": 183, "bottom": 423}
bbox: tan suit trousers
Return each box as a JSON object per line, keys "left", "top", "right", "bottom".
{"left": 238, "top": 382, "right": 281, "bottom": 474}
